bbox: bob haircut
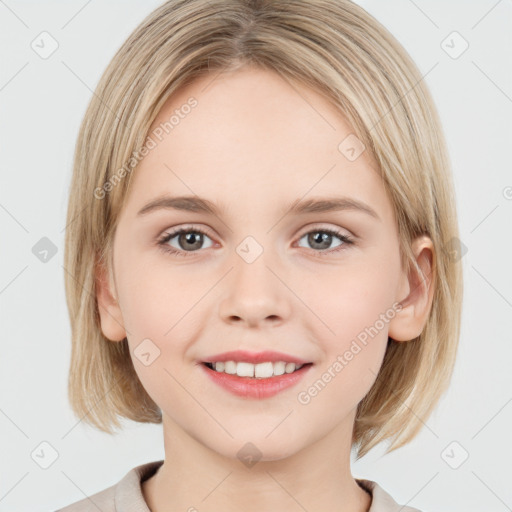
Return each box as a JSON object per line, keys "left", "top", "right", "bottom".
{"left": 64, "top": 0, "right": 463, "bottom": 459}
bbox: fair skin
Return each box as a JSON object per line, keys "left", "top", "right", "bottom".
{"left": 96, "top": 66, "right": 434, "bottom": 512}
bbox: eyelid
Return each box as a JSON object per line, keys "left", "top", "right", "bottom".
{"left": 159, "top": 223, "right": 216, "bottom": 240}
{"left": 295, "top": 222, "right": 354, "bottom": 239}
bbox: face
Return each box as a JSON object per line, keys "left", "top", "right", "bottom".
{"left": 100, "top": 66, "right": 428, "bottom": 462}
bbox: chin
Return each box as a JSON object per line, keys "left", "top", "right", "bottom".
{"left": 208, "top": 432, "right": 304, "bottom": 465}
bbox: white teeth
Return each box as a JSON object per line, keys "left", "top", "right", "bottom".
{"left": 273, "top": 361, "right": 286, "bottom": 376}
{"left": 255, "top": 362, "right": 273, "bottom": 378}
{"left": 236, "top": 362, "right": 254, "bottom": 377}
{"left": 208, "top": 360, "right": 305, "bottom": 378}
{"left": 224, "top": 361, "right": 237, "bottom": 374}
{"left": 285, "top": 362, "right": 296, "bottom": 374}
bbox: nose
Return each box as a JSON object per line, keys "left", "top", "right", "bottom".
{"left": 218, "top": 250, "right": 292, "bottom": 329}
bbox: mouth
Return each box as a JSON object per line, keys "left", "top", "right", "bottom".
{"left": 200, "top": 360, "right": 313, "bottom": 399}
{"left": 198, "top": 350, "right": 314, "bottom": 398}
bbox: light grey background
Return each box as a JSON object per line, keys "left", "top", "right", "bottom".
{"left": 1, "top": 1, "right": 511, "bottom": 511}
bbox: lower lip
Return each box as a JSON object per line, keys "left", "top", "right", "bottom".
{"left": 200, "top": 363, "right": 313, "bottom": 399}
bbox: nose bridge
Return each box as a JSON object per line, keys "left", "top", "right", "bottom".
{"left": 218, "top": 235, "right": 290, "bottom": 326}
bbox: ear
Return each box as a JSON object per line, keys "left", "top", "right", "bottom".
{"left": 388, "top": 235, "right": 435, "bottom": 343}
{"left": 95, "top": 255, "right": 127, "bottom": 342}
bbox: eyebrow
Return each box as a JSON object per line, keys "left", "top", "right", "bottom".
{"left": 137, "top": 194, "right": 380, "bottom": 220}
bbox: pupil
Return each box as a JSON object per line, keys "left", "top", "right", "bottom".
{"left": 180, "top": 232, "right": 202, "bottom": 250}
{"left": 309, "top": 232, "right": 331, "bottom": 250}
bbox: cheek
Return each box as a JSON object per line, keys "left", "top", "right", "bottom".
{"left": 115, "top": 252, "right": 211, "bottom": 392}
{"left": 117, "top": 263, "right": 203, "bottom": 410}
{"left": 307, "top": 257, "right": 399, "bottom": 339}
{"left": 295, "top": 272, "right": 395, "bottom": 421}
{"left": 301, "top": 250, "right": 400, "bottom": 388}
{"left": 116, "top": 247, "right": 206, "bottom": 339}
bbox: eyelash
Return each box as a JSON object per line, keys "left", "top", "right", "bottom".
{"left": 156, "top": 225, "right": 354, "bottom": 258}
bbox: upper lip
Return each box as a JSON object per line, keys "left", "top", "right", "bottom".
{"left": 202, "top": 350, "right": 311, "bottom": 365}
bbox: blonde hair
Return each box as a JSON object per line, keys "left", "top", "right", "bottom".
{"left": 64, "top": 0, "right": 463, "bottom": 459}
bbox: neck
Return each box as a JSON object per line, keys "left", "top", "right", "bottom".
{"left": 142, "top": 412, "right": 372, "bottom": 512}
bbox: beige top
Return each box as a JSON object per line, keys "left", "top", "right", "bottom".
{"left": 56, "top": 459, "right": 423, "bottom": 512}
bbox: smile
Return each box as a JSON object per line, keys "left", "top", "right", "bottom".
{"left": 200, "top": 361, "right": 314, "bottom": 399}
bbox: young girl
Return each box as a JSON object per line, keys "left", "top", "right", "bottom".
{"left": 59, "top": 0, "right": 463, "bottom": 510}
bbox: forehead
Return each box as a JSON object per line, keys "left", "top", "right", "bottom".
{"left": 124, "top": 67, "right": 391, "bottom": 221}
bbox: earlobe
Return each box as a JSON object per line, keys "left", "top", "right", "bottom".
{"left": 388, "top": 236, "right": 435, "bottom": 343}
{"left": 95, "top": 257, "right": 127, "bottom": 342}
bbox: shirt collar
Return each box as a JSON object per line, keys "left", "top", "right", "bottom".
{"left": 115, "top": 459, "right": 421, "bottom": 512}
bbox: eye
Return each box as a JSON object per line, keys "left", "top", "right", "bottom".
{"left": 157, "top": 225, "right": 354, "bottom": 258}
{"left": 296, "top": 227, "right": 354, "bottom": 256}
{"left": 157, "top": 226, "right": 214, "bottom": 256}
